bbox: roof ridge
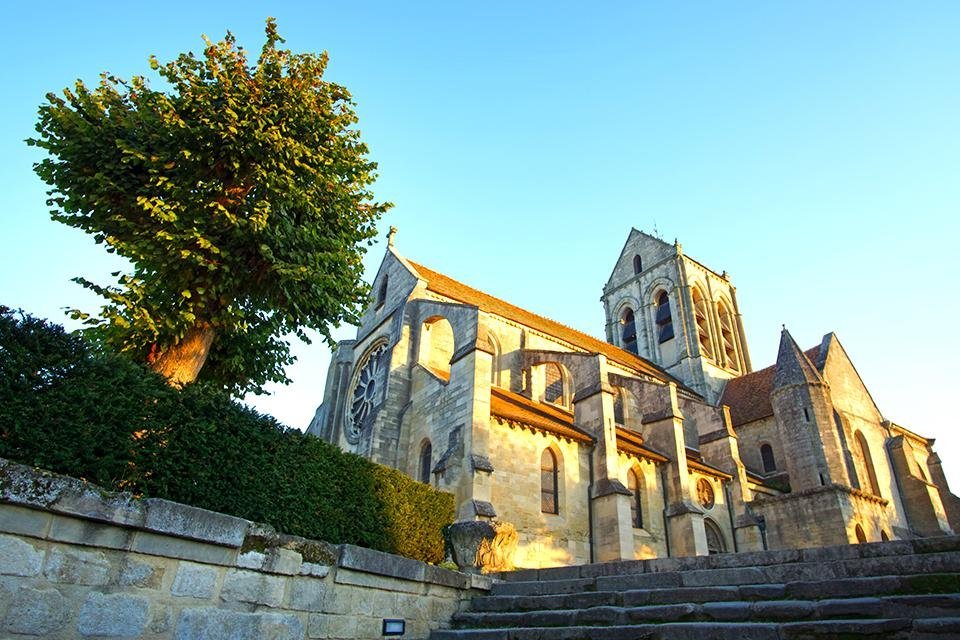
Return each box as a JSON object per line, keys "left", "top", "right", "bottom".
{"left": 410, "top": 260, "right": 606, "bottom": 348}
{"left": 407, "top": 259, "right": 690, "bottom": 389}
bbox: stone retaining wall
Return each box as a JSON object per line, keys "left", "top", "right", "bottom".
{"left": 0, "top": 458, "right": 490, "bottom": 639}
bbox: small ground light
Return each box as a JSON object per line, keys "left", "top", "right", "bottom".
{"left": 382, "top": 619, "right": 405, "bottom": 636}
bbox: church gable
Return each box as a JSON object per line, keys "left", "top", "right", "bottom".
{"left": 605, "top": 228, "right": 675, "bottom": 291}
{"left": 355, "top": 248, "right": 421, "bottom": 338}
{"left": 816, "top": 333, "right": 883, "bottom": 424}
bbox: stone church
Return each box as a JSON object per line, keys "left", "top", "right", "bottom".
{"left": 308, "top": 228, "right": 959, "bottom": 568}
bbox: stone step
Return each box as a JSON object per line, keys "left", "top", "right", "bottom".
{"left": 490, "top": 552, "right": 960, "bottom": 596}
{"left": 495, "top": 535, "right": 960, "bottom": 583}
{"left": 454, "top": 594, "right": 960, "bottom": 629}
{"left": 471, "top": 573, "right": 960, "bottom": 613}
{"left": 432, "top": 617, "right": 960, "bottom": 639}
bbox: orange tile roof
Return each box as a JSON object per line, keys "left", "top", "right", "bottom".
{"left": 407, "top": 261, "right": 690, "bottom": 389}
{"left": 686, "top": 456, "right": 733, "bottom": 480}
{"left": 721, "top": 346, "right": 820, "bottom": 427}
{"left": 489, "top": 387, "right": 593, "bottom": 443}
{"left": 616, "top": 427, "right": 670, "bottom": 463}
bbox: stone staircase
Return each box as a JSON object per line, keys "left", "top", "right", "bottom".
{"left": 432, "top": 536, "right": 960, "bottom": 639}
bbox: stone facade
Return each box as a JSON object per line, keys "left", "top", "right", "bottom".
{"left": 309, "top": 228, "right": 958, "bottom": 567}
{"left": 0, "top": 458, "right": 488, "bottom": 639}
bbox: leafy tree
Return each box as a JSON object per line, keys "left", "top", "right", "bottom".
{"left": 29, "top": 19, "right": 390, "bottom": 393}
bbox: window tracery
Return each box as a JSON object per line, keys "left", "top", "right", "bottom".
{"left": 346, "top": 342, "right": 389, "bottom": 443}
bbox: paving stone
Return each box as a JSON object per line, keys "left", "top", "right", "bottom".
{"left": 751, "top": 600, "right": 815, "bottom": 621}
{"left": 701, "top": 601, "right": 752, "bottom": 621}
{"left": 646, "top": 585, "right": 739, "bottom": 604}
{"left": 572, "top": 605, "right": 626, "bottom": 626}
{"left": 596, "top": 571, "right": 681, "bottom": 591}
{"left": 815, "top": 596, "right": 886, "bottom": 618}
{"left": 738, "top": 584, "right": 787, "bottom": 600}
{"left": 0, "top": 534, "right": 44, "bottom": 577}
{"left": 779, "top": 618, "right": 912, "bottom": 638}
{"left": 912, "top": 616, "right": 960, "bottom": 632}
{"left": 623, "top": 603, "right": 697, "bottom": 623}
{"left": 172, "top": 562, "right": 218, "bottom": 598}
{"left": 3, "top": 586, "right": 66, "bottom": 635}
{"left": 785, "top": 575, "right": 902, "bottom": 599}
{"left": 77, "top": 592, "right": 149, "bottom": 637}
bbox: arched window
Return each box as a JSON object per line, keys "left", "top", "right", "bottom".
{"left": 542, "top": 363, "right": 565, "bottom": 406}
{"left": 704, "top": 518, "right": 726, "bottom": 555}
{"left": 627, "top": 468, "right": 644, "bottom": 528}
{"left": 540, "top": 449, "right": 559, "bottom": 514}
{"left": 620, "top": 307, "right": 638, "bottom": 354}
{"left": 376, "top": 275, "right": 388, "bottom": 308}
{"left": 692, "top": 288, "right": 714, "bottom": 360}
{"left": 655, "top": 291, "right": 674, "bottom": 343}
{"left": 760, "top": 443, "right": 777, "bottom": 473}
{"left": 419, "top": 441, "right": 432, "bottom": 484}
{"left": 854, "top": 524, "right": 867, "bottom": 544}
{"left": 633, "top": 255, "right": 643, "bottom": 274}
{"left": 613, "top": 388, "right": 625, "bottom": 425}
{"left": 485, "top": 333, "right": 501, "bottom": 387}
{"left": 420, "top": 316, "right": 455, "bottom": 379}
{"left": 855, "top": 431, "right": 880, "bottom": 496}
{"left": 717, "top": 301, "right": 739, "bottom": 372}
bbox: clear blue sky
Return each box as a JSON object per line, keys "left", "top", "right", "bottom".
{"left": 3, "top": 2, "right": 958, "bottom": 488}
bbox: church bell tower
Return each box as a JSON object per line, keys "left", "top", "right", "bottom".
{"left": 601, "top": 229, "right": 751, "bottom": 403}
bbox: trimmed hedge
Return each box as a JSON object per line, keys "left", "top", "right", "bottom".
{"left": 0, "top": 307, "right": 454, "bottom": 563}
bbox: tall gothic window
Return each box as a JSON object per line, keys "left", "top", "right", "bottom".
{"left": 543, "top": 363, "right": 565, "bottom": 406}
{"left": 655, "top": 291, "right": 674, "bottom": 343}
{"left": 633, "top": 255, "right": 643, "bottom": 274}
{"left": 760, "top": 443, "right": 777, "bottom": 473}
{"left": 540, "top": 449, "right": 559, "bottom": 514}
{"left": 855, "top": 524, "right": 867, "bottom": 543}
{"left": 620, "top": 307, "right": 638, "bottom": 354}
{"left": 486, "top": 334, "right": 501, "bottom": 387}
{"left": 376, "top": 275, "right": 388, "bottom": 308}
{"left": 692, "top": 288, "right": 714, "bottom": 360}
{"left": 705, "top": 518, "right": 727, "bottom": 554}
{"left": 419, "top": 441, "right": 432, "bottom": 484}
{"left": 717, "top": 301, "right": 739, "bottom": 372}
{"left": 613, "top": 388, "right": 625, "bottom": 425}
{"left": 855, "top": 431, "right": 880, "bottom": 496}
{"left": 627, "top": 468, "right": 644, "bottom": 528}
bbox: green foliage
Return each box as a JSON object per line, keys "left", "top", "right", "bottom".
{"left": 0, "top": 308, "right": 452, "bottom": 561}
{"left": 373, "top": 465, "right": 456, "bottom": 564}
{"left": 28, "top": 18, "right": 391, "bottom": 394}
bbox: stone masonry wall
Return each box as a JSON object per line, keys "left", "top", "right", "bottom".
{"left": 0, "top": 458, "right": 489, "bottom": 639}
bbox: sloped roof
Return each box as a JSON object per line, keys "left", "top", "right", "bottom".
{"left": 616, "top": 427, "right": 670, "bottom": 463}
{"left": 686, "top": 456, "right": 733, "bottom": 480}
{"left": 408, "top": 260, "right": 688, "bottom": 388}
{"left": 772, "top": 329, "right": 823, "bottom": 389}
{"left": 489, "top": 387, "right": 592, "bottom": 443}
{"left": 721, "top": 345, "right": 820, "bottom": 427}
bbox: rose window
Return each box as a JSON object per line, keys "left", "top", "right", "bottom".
{"left": 696, "top": 478, "right": 715, "bottom": 510}
{"left": 346, "top": 343, "right": 388, "bottom": 443}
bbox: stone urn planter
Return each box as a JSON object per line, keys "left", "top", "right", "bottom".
{"left": 443, "top": 520, "right": 518, "bottom": 574}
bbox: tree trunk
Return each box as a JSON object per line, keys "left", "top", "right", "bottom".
{"left": 150, "top": 324, "right": 216, "bottom": 388}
